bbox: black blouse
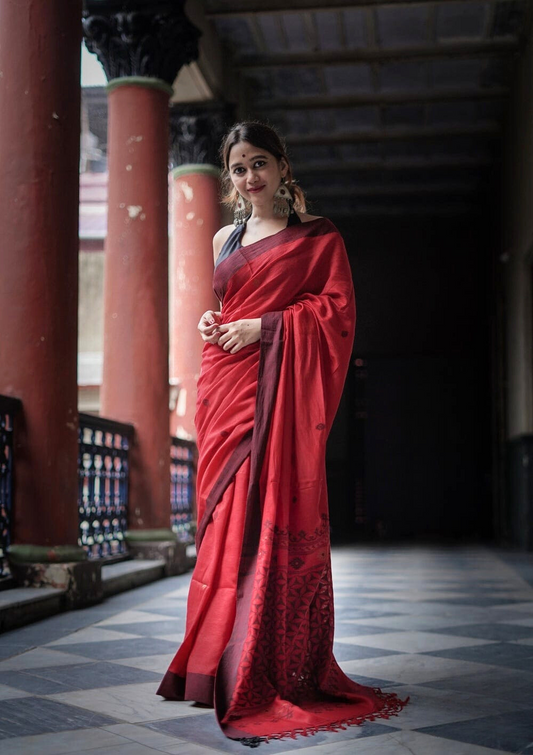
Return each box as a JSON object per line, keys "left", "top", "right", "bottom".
{"left": 215, "top": 211, "right": 302, "bottom": 269}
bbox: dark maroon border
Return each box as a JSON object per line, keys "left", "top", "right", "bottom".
{"left": 157, "top": 669, "right": 214, "bottom": 706}
{"left": 214, "top": 218, "right": 335, "bottom": 302}
{"left": 214, "top": 310, "right": 285, "bottom": 731}
{"left": 195, "top": 428, "right": 253, "bottom": 552}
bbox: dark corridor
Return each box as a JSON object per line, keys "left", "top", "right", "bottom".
{"left": 327, "top": 215, "right": 494, "bottom": 544}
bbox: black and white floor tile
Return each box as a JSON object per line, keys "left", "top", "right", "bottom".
{"left": 0, "top": 545, "right": 533, "bottom": 754}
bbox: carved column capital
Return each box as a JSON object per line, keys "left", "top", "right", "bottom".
{"left": 169, "top": 103, "right": 234, "bottom": 169}
{"left": 82, "top": 1, "right": 200, "bottom": 85}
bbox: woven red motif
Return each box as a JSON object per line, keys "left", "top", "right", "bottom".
{"left": 227, "top": 516, "right": 334, "bottom": 719}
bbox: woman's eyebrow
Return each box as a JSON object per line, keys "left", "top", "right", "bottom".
{"left": 229, "top": 154, "right": 268, "bottom": 169}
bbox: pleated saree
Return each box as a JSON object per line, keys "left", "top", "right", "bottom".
{"left": 157, "top": 216, "right": 409, "bottom": 744}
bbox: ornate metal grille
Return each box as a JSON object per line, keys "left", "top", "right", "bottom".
{"left": 78, "top": 413, "right": 133, "bottom": 559}
{"left": 0, "top": 396, "right": 21, "bottom": 579}
{"left": 170, "top": 437, "right": 196, "bottom": 542}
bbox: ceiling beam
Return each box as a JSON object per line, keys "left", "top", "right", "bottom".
{"left": 253, "top": 88, "right": 508, "bottom": 110}
{"left": 285, "top": 124, "right": 499, "bottom": 145}
{"left": 207, "top": 0, "right": 518, "bottom": 17}
{"left": 294, "top": 157, "right": 494, "bottom": 174}
{"left": 235, "top": 40, "right": 518, "bottom": 68}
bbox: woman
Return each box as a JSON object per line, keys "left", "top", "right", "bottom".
{"left": 157, "top": 122, "right": 409, "bottom": 745}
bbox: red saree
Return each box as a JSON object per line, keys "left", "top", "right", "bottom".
{"left": 157, "top": 218, "right": 409, "bottom": 744}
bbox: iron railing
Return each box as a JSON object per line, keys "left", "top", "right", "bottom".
{"left": 1, "top": 402, "right": 197, "bottom": 569}
{"left": 170, "top": 437, "right": 196, "bottom": 542}
{"left": 78, "top": 413, "right": 133, "bottom": 559}
{"left": 0, "top": 395, "right": 22, "bottom": 579}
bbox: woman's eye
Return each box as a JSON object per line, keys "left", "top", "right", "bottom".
{"left": 254, "top": 160, "right": 266, "bottom": 168}
{"left": 233, "top": 167, "right": 244, "bottom": 174}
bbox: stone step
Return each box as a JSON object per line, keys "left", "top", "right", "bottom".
{"left": 0, "top": 586, "right": 65, "bottom": 633}
{"left": 102, "top": 558, "right": 166, "bottom": 598}
{"left": 0, "top": 559, "right": 169, "bottom": 632}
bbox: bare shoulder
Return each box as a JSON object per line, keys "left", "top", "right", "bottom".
{"left": 213, "top": 223, "right": 235, "bottom": 262}
{"left": 296, "top": 212, "right": 324, "bottom": 223}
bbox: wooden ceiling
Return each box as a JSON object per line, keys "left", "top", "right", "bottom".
{"left": 207, "top": 0, "right": 530, "bottom": 217}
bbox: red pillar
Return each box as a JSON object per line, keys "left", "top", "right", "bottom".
{"left": 0, "top": 0, "right": 82, "bottom": 551}
{"left": 170, "top": 166, "right": 220, "bottom": 438}
{"left": 101, "top": 80, "right": 173, "bottom": 533}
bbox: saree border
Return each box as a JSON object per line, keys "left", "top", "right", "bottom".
{"left": 195, "top": 428, "right": 253, "bottom": 552}
{"left": 156, "top": 670, "right": 214, "bottom": 706}
{"left": 213, "top": 218, "right": 336, "bottom": 302}
{"left": 214, "top": 310, "right": 285, "bottom": 731}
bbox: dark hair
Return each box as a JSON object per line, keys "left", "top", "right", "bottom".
{"left": 220, "top": 121, "right": 306, "bottom": 213}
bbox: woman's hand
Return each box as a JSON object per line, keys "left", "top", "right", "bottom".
{"left": 218, "top": 319, "right": 261, "bottom": 354}
{"left": 198, "top": 310, "right": 222, "bottom": 344}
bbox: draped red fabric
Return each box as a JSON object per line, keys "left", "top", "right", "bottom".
{"left": 157, "top": 218, "right": 409, "bottom": 744}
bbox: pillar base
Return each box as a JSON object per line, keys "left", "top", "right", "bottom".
{"left": 7, "top": 549, "right": 102, "bottom": 609}
{"left": 125, "top": 530, "right": 188, "bottom": 576}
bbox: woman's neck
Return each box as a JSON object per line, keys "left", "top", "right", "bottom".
{"left": 248, "top": 206, "right": 282, "bottom": 223}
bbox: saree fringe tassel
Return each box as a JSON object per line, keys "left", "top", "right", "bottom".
{"left": 157, "top": 218, "right": 410, "bottom": 744}
{"left": 235, "top": 691, "right": 411, "bottom": 748}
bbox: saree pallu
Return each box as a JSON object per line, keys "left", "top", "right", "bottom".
{"left": 157, "top": 218, "right": 409, "bottom": 744}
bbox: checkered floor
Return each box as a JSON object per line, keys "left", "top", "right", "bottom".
{"left": 1, "top": 545, "right": 533, "bottom": 754}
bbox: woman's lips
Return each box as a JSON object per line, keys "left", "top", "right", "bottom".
{"left": 247, "top": 185, "right": 266, "bottom": 193}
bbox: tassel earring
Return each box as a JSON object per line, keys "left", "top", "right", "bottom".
{"left": 233, "top": 194, "right": 248, "bottom": 226}
{"left": 273, "top": 177, "right": 293, "bottom": 217}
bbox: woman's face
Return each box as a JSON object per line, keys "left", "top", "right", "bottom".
{"left": 228, "top": 141, "right": 287, "bottom": 208}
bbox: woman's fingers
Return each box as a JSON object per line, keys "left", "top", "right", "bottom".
{"left": 198, "top": 310, "right": 220, "bottom": 329}
{"left": 218, "top": 323, "right": 247, "bottom": 352}
{"left": 218, "top": 328, "right": 232, "bottom": 345}
{"left": 221, "top": 335, "right": 238, "bottom": 351}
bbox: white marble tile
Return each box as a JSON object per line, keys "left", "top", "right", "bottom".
{"left": 154, "top": 633, "right": 184, "bottom": 643}
{"left": 337, "top": 631, "right": 496, "bottom": 653}
{"left": 112, "top": 653, "right": 176, "bottom": 674}
{"left": 345, "top": 591, "right": 470, "bottom": 602}
{"left": 96, "top": 610, "right": 177, "bottom": 626}
{"left": 372, "top": 683, "right": 530, "bottom": 730}
{"left": 363, "top": 602, "right": 516, "bottom": 622}
{"left": 46, "top": 627, "right": 143, "bottom": 646}
{"left": 337, "top": 601, "right": 414, "bottom": 615}
{"left": 340, "top": 653, "right": 496, "bottom": 684}
{"left": 0, "top": 683, "right": 32, "bottom": 700}
{"left": 160, "top": 745, "right": 225, "bottom": 755}
{"left": 337, "top": 615, "right": 483, "bottom": 631}
{"left": 48, "top": 682, "right": 213, "bottom": 723}
{"left": 497, "top": 616, "right": 533, "bottom": 627}
{"left": 101, "top": 726, "right": 218, "bottom": 753}
{"left": 274, "top": 729, "right": 516, "bottom": 755}
{"left": 491, "top": 601, "right": 533, "bottom": 613}
{"left": 0, "top": 648, "right": 93, "bottom": 671}
{"left": 136, "top": 602, "right": 187, "bottom": 614}
{"left": 63, "top": 745, "right": 180, "bottom": 755}
{"left": 156, "top": 587, "right": 191, "bottom": 598}
{"left": 0, "top": 728, "right": 128, "bottom": 755}
{"left": 491, "top": 590, "right": 533, "bottom": 599}
{"left": 102, "top": 724, "right": 187, "bottom": 750}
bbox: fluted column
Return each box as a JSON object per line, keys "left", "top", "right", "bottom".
{"left": 83, "top": 1, "right": 200, "bottom": 542}
{"left": 169, "top": 106, "right": 229, "bottom": 438}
